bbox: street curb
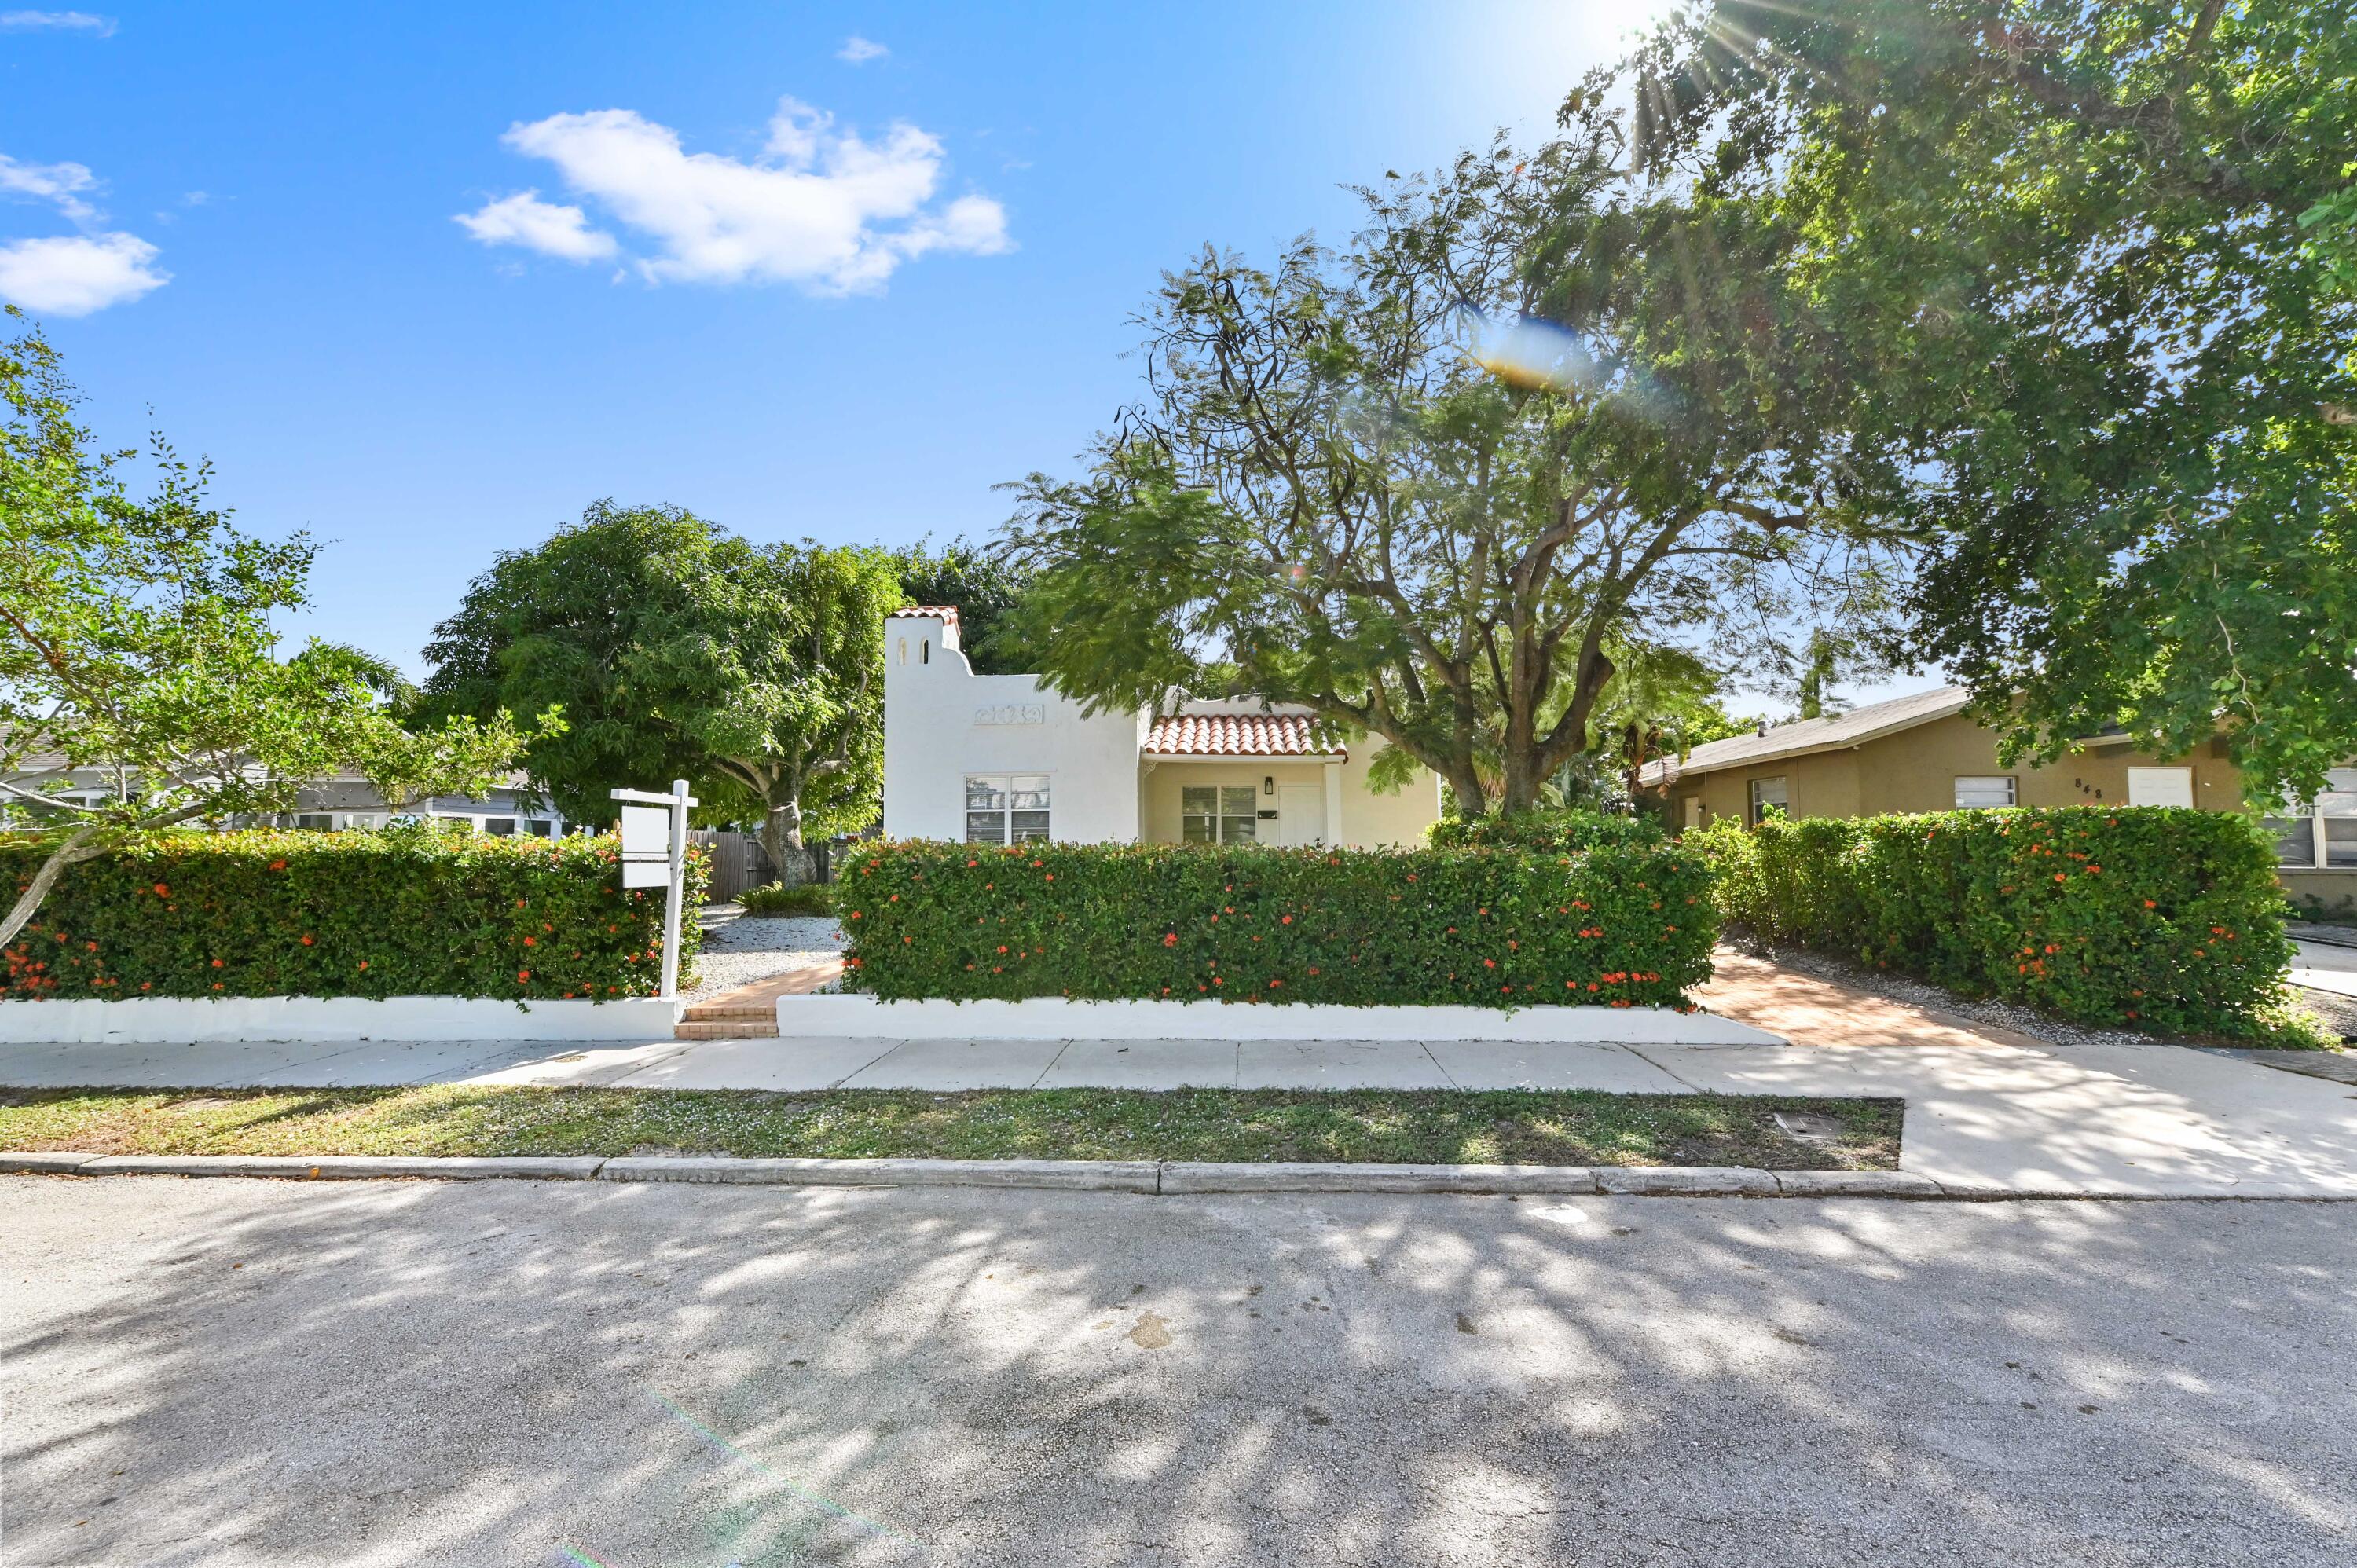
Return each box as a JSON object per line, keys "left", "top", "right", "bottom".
{"left": 597, "top": 1156, "right": 1158, "bottom": 1192}
{"left": 6, "top": 1151, "right": 2355, "bottom": 1199}
{"left": 70, "top": 1155, "right": 607, "bottom": 1181}
{"left": 1159, "top": 1162, "right": 1602, "bottom": 1195}
{"left": 0, "top": 1151, "right": 102, "bottom": 1174}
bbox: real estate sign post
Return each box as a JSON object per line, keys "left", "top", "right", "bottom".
{"left": 612, "top": 779, "right": 697, "bottom": 998}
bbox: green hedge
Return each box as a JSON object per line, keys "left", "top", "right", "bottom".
{"left": 1692, "top": 808, "right": 2292, "bottom": 1034}
{"left": 1, "top": 826, "right": 705, "bottom": 1002}
{"left": 838, "top": 840, "right": 1716, "bottom": 1009}
{"left": 1429, "top": 808, "right": 1665, "bottom": 852}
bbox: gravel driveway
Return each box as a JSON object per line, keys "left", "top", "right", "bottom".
{"left": 684, "top": 910, "right": 844, "bottom": 999}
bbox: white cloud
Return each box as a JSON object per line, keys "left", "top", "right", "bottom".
{"left": 468, "top": 97, "right": 1010, "bottom": 295}
{"left": 0, "top": 150, "right": 165, "bottom": 313}
{"left": 0, "top": 232, "right": 166, "bottom": 313}
{"left": 837, "top": 35, "right": 886, "bottom": 63}
{"left": 453, "top": 189, "right": 617, "bottom": 262}
{"left": 0, "top": 153, "right": 100, "bottom": 223}
{"left": 0, "top": 9, "right": 115, "bottom": 34}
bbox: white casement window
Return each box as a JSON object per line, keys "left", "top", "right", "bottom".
{"left": 965, "top": 774, "right": 1050, "bottom": 844}
{"left": 482, "top": 817, "right": 517, "bottom": 837}
{"left": 2269, "top": 769, "right": 2357, "bottom": 870}
{"left": 524, "top": 819, "right": 555, "bottom": 837}
{"left": 1954, "top": 775, "right": 2018, "bottom": 809}
{"left": 1747, "top": 775, "right": 1789, "bottom": 826}
{"left": 1182, "top": 783, "right": 1259, "bottom": 844}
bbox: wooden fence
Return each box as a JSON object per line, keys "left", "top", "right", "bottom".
{"left": 688, "top": 830, "right": 841, "bottom": 902}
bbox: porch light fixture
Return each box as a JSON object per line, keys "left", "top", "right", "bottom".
{"left": 1263, "top": 775, "right": 1274, "bottom": 795}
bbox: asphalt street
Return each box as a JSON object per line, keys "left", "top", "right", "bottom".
{"left": 3, "top": 1176, "right": 2352, "bottom": 1567}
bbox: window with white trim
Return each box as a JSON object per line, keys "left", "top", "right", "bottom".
{"left": 966, "top": 774, "right": 1050, "bottom": 844}
{"left": 1747, "top": 775, "right": 1788, "bottom": 826}
{"left": 1182, "top": 784, "right": 1259, "bottom": 844}
{"left": 2269, "top": 769, "right": 2357, "bottom": 870}
{"left": 294, "top": 813, "right": 333, "bottom": 831}
{"left": 1954, "top": 775, "right": 2017, "bottom": 809}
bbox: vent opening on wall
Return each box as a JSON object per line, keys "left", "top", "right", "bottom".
{"left": 922, "top": 639, "right": 930, "bottom": 665}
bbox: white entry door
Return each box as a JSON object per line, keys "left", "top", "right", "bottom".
{"left": 1274, "top": 783, "right": 1325, "bottom": 847}
{"left": 2127, "top": 767, "right": 2194, "bottom": 808}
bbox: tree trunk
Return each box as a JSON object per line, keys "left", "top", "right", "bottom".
{"left": 0, "top": 826, "right": 105, "bottom": 949}
{"left": 758, "top": 786, "right": 816, "bottom": 889}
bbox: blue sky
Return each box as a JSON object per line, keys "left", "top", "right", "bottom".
{"left": 4, "top": 1, "right": 1923, "bottom": 711}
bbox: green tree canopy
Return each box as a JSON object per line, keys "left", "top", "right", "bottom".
{"left": 0, "top": 310, "right": 538, "bottom": 945}
{"left": 1625, "top": 0, "right": 2357, "bottom": 801}
{"left": 1001, "top": 123, "right": 1902, "bottom": 815}
{"left": 420, "top": 502, "right": 897, "bottom": 884}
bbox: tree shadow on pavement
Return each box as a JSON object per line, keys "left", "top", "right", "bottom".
{"left": 4, "top": 1176, "right": 2354, "bottom": 1566}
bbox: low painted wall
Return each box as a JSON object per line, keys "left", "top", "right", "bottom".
{"left": 0, "top": 996, "right": 681, "bottom": 1046}
{"left": 775, "top": 995, "right": 1783, "bottom": 1045}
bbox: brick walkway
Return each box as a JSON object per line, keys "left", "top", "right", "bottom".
{"left": 675, "top": 960, "right": 843, "bottom": 1039}
{"left": 1693, "top": 947, "right": 2039, "bottom": 1049}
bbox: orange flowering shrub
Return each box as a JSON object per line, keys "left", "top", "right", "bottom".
{"left": 840, "top": 840, "right": 1716, "bottom": 1009}
{"left": 1693, "top": 808, "right": 2290, "bottom": 1035}
{"left": 0, "top": 824, "right": 705, "bottom": 1002}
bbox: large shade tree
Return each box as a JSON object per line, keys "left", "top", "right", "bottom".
{"left": 0, "top": 311, "right": 538, "bottom": 944}
{"left": 1625, "top": 0, "right": 2357, "bottom": 801}
{"left": 419, "top": 503, "right": 896, "bottom": 885}
{"left": 1000, "top": 119, "right": 1903, "bottom": 815}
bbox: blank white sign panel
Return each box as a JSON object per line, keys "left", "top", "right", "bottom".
{"left": 619, "top": 804, "right": 669, "bottom": 856}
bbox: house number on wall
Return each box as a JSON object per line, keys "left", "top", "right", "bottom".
{"left": 973, "top": 704, "right": 1046, "bottom": 725}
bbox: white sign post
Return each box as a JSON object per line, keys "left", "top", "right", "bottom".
{"left": 610, "top": 779, "right": 697, "bottom": 999}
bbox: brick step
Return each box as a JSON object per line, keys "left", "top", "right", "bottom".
{"left": 680, "top": 1004, "right": 778, "bottom": 1022}
{"left": 673, "top": 1020, "right": 779, "bottom": 1040}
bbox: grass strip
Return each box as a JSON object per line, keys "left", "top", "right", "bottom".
{"left": 0, "top": 1086, "right": 1900, "bottom": 1170}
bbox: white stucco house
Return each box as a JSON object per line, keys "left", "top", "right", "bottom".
{"left": 882, "top": 607, "right": 1442, "bottom": 848}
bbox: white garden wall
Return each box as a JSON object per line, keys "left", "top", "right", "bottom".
{"left": 775, "top": 995, "right": 1784, "bottom": 1045}
{"left": 0, "top": 996, "right": 680, "bottom": 1045}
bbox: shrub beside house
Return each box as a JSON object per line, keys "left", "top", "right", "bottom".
{"left": 1697, "top": 808, "right": 2293, "bottom": 1037}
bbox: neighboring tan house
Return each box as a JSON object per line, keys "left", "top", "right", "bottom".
{"left": 1635, "top": 686, "right": 2355, "bottom": 908}
{"left": 882, "top": 607, "right": 1442, "bottom": 848}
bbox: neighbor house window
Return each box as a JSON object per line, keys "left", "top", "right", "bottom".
{"left": 966, "top": 774, "right": 1050, "bottom": 844}
{"left": 524, "top": 819, "right": 555, "bottom": 837}
{"left": 2270, "top": 769, "right": 2357, "bottom": 870}
{"left": 1747, "top": 775, "right": 1788, "bottom": 826}
{"left": 1954, "top": 776, "right": 2017, "bottom": 809}
{"left": 1182, "top": 784, "right": 1259, "bottom": 844}
{"left": 294, "top": 813, "right": 333, "bottom": 831}
{"left": 483, "top": 817, "right": 516, "bottom": 836}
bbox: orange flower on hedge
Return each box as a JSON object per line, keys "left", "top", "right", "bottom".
{"left": 1163, "top": 932, "right": 1178, "bottom": 947}
{"left": 211, "top": 958, "right": 223, "bottom": 968}
{"left": 518, "top": 969, "right": 531, "bottom": 982}
{"left": 522, "top": 936, "right": 536, "bottom": 947}
{"left": 300, "top": 935, "right": 313, "bottom": 946}
{"left": 152, "top": 883, "right": 168, "bottom": 897}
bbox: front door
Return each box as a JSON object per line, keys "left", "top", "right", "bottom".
{"left": 1274, "top": 783, "right": 1324, "bottom": 847}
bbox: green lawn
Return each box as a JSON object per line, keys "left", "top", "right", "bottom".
{"left": 0, "top": 1086, "right": 1901, "bottom": 1170}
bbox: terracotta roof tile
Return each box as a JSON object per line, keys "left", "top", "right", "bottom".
{"left": 888, "top": 605, "right": 961, "bottom": 626}
{"left": 1144, "top": 713, "right": 1343, "bottom": 758}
